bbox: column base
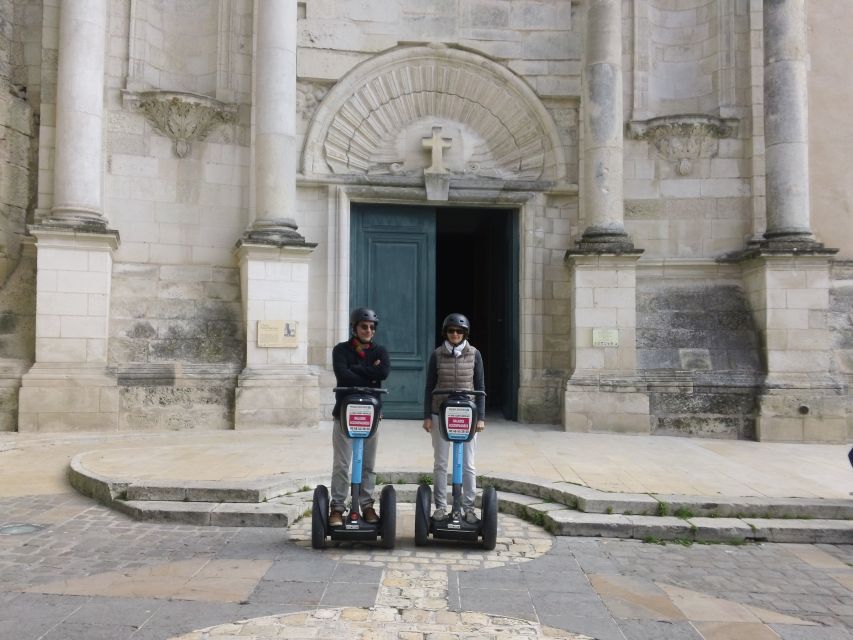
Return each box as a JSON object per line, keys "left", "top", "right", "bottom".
{"left": 238, "top": 219, "right": 317, "bottom": 249}
{"left": 755, "top": 378, "right": 848, "bottom": 443}
{"left": 235, "top": 366, "right": 319, "bottom": 429}
{"left": 18, "top": 364, "right": 118, "bottom": 432}
{"left": 567, "top": 228, "right": 642, "bottom": 255}
{"left": 562, "top": 373, "right": 651, "bottom": 434}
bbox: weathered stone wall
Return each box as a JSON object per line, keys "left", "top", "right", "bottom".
{"left": 829, "top": 261, "right": 853, "bottom": 439}
{"left": 109, "top": 263, "right": 243, "bottom": 430}
{"left": 0, "top": 0, "right": 39, "bottom": 431}
{"left": 636, "top": 279, "right": 762, "bottom": 439}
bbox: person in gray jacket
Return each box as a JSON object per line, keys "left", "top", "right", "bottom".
{"left": 422, "top": 313, "right": 486, "bottom": 523}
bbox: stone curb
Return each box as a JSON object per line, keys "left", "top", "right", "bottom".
{"left": 67, "top": 456, "right": 853, "bottom": 543}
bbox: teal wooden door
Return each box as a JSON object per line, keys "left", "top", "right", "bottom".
{"left": 351, "top": 204, "right": 436, "bottom": 419}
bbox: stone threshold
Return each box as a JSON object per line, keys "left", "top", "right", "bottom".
{"left": 68, "top": 458, "right": 853, "bottom": 544}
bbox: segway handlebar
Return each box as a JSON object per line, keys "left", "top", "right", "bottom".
{"left": 334, "top": 386, "right": 388, "bottom": 395}
{"left": 432, "top": 389, "right": 486, "bottom": 397}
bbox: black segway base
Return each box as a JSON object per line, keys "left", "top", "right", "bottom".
{"left": 431, "top": 514, "right": 482, "bottom": 542}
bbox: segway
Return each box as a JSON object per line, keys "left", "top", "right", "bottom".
{"left": 312, "top": 387, "right": 396, "bottom": 549}
{"left": 415, "top": 389, "right": 497, "bottom": 550}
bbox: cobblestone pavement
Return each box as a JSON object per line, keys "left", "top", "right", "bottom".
{"left": 1, "top": 494, "right": 852, "bottom": 639}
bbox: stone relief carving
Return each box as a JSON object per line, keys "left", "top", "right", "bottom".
{"left": 627, "top": 115, "right": 738, "bottom": 176}
{"left": 302, "top": 45, "right": 567, "bottom": 185}
{"left": 296, "top": 81, "right": 331, "bottom": 122}
{"left": 128, "top": 91, "right": 237, "bottom": 158}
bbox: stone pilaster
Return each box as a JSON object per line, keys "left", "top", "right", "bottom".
{"left": 18, "top": 0, "right": 121, "bottom": 432}
{"left": 234, "top": 242, "right": 319, "bottom": 429}
{"left": 577, "top": 0, "right": 634, "bottom": 252}
{"left": 18, "top": 228, "right": 119, "bottom": 431}
{"left": 742, "top": 255, "right": 845, "bottom": 442}
{"left": 563, "top": 253, "right": 648, "bottom": 433}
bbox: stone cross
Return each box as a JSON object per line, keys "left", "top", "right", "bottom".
{"left": 422, "top": 126, "right": 452, "bottom": 174}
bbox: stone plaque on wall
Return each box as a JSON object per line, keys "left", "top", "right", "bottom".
{"left": 257, "top": 321, "right": 298, "bottom": 348}
{"left": 592, "top": 329, "right": 619, "bottom": 347}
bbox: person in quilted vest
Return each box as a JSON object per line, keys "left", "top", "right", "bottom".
{"left": 330, "top": 307, "right": 391, "bottom": 527}
{"left": 422, "top": 313, "right": 486, "bottom": 523}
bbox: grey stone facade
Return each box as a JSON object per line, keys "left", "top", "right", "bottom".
{"left": 0, "top": 1, "right": 850, "bottom": 441}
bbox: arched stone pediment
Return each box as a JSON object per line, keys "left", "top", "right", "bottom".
{"left": 302, "top": 44, "right": 565, "bottom": 183}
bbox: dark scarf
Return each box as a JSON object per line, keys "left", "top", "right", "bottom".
{"left": 350, "top": 336, "right": 372, "bottom": 359}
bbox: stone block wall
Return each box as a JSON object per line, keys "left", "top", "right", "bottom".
{"left": 829, "top": 261, "right": 853, "bottom": 439}
{"left": 109, "top": 263, "right": 243, "bottom": 430}
{"left": 636, "top": 279, "right": 762, "bottom": 439}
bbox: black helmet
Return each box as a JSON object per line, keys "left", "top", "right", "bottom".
{"left": 441, "top": 313, "right": 470, "bottom": 337}
{"left": 350, "top": 307, "right": 379, "bottom": 332}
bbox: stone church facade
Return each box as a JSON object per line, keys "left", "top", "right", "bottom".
{"left": 0, "top": 0, "right": 850, "bottom": 441}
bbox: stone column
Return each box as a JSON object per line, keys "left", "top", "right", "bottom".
{"left": 47, "top": 0, "right": 109, "bottom": 230}
{"left": 19, "top": 0, "right": 120, "bottom": 432}
{"left": 577, "top": 0, "right": 633, "bottom": 252}
{"left": 762, "top": 0, "right": 814, "bottom": 247}
{"left": 243, "top": 0, "right": 302, "bottom": 245}
{"left": 235, "top": 1, "right": 318, "bottom": 428}
{"left": 563, "top": 1, "right": 646, "bottom": 433}
{"left": 736, "top": 1, "right": 843, "bottom": 443}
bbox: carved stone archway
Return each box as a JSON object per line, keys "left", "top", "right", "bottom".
{"left": 302, "top": 44, "right": 566, "bottom": 185}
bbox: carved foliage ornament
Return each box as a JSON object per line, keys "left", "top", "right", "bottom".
{"left": 135, "top": 91, "right": 236, "bottom": 158}
{"left": 628, "top": 115, "right": 739, "bottom": 176}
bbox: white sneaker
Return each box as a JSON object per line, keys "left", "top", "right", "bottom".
{"left": 432, "top": 508, "right": 447, "bottom": 521}
{"left": 464, "top": 509, "right": 479, "bottom": 524}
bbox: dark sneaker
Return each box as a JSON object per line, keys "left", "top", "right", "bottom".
{"left": 329, "top": 510, "right": 344, "bottom": 527}
{"left": 362, "top": 505, "right": 379, "bottom": 524}
{"left": 464, "top": 509, "right": 479, "bottom": 524}
{"left": 432, "top": 508, "right": 447, "bottom": 521}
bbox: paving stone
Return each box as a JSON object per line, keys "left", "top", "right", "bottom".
{"left": 617, "top": 619, "right": 704, "bottom": 639}
{"left": 458, "top": 586, "right": 537, "bottom": 620}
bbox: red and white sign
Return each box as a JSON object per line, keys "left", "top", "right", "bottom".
{"left": 346, "top": 404, "right": 374, "bottom": 437}
{"left": 445, "top": 406, "right": 473, "bottom": 438}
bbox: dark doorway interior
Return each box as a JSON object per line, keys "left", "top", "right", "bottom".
{"left": 435, "top": 208, "right": 518, "bottom": 419}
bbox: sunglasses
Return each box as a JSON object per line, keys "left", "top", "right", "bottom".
{"left": 356, "top": 323, "right": 376, "bottom": 331}
{"left": 446, "top": 328, "right": 466, "bottom": 335}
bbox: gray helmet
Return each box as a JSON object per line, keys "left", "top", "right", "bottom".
{"left": 441, "top": 312, "right": 470, "bottom": 337}
{"left": 350, "top": 307, "right": 379, "bottom": 333}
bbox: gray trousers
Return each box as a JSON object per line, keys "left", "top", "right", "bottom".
{"left": 430, "top": 413, "right": 477, "bottom": 511}
{"left": 331, "top": 418, "right": 378, "bottom": 511}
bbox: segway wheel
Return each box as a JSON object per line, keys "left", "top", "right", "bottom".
{"left": 415, "top": 484, "right": 432, "bottom": 546}
{"left": 481, "top": 486, "right": 498, "bottom": 551}
{"left": 379, "top": 485, "right": 396, "bottom": 549}
{"left": 311, "top": 485, "right": 329, "bottom": 550}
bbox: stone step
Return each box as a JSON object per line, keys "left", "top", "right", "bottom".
{"left": 107, "top": 485, "right": 853, "bottom": 544}
{"left": 75, "top": 465, "right": 853, "bottom": 521}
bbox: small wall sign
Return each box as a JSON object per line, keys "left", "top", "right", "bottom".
{"left": 592, "top": 328, "right": 619, "bottom": 347}
{"left": 257, "top": 320, "right": 298, "bottom": 348}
